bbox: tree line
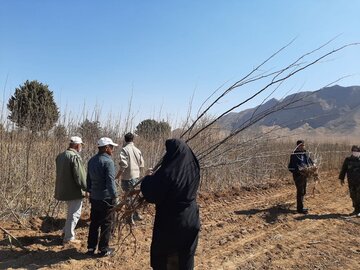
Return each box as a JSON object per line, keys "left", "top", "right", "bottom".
{"left": 4, "top": 80, "right": 171, "bottom": 141}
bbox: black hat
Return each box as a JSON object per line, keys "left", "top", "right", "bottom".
{"left": 296, "top": 140, "right": 305, "bottom": 146}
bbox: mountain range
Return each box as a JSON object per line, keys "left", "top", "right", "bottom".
{"left": 218, "top": 85, "right": 360, "bottom": 139}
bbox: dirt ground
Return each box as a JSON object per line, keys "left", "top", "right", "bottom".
{"left": 1, "top": 172, "right": 360, "bottom": 270}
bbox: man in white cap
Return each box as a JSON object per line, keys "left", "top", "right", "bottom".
{"left": 86, "top": 137, "right": 119, "bottom": 257}
{"left": 55, "top": 136, "right": 87, "bottom": 245}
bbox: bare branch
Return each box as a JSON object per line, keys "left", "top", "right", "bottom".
{"left": 180, "top": 38, "right": 297, "bottom": 139}
{"left": 0, "top": 225, "right": 29, "bottom": 251}
{"left": 184, "top": 42, "right": 359, "bottom": 145}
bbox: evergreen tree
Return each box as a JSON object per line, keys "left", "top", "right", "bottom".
{"left": 135, "top": 119, "right": 171, "bottom": 140}
{"left": 7, "top": 80, "right": 59, "bottom": 132}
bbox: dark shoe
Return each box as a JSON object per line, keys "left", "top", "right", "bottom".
{"left": 297, "top": 208, "right": 308, "bottom": 214}
{"left": 98, "top": 248, "right": 115, "bottom": 257}
{"left": 85, "top": 249, "right": 96, "bottom": 256}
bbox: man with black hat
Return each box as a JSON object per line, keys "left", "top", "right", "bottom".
{"left": 288, "top": 140, "right": 314, "bottom": 214}
{"left": 339, "top": 145, "right": 360, "bottom": 216}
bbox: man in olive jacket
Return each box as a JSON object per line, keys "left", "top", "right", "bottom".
{"left": 55, "top": 136, "right": 87, "bottom": 244}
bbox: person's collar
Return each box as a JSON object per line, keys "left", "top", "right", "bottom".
{"left": 125, "top": 142, "right": 134, "bottom": 146}
{"left": 67, "top": 148, "right": 78, "bottom": 153}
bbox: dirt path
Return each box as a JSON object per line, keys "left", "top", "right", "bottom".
{"left": 1, "top": 173, "right": 360, "bottom": 269}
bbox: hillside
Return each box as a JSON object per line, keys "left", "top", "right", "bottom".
{"left": 219, "top": 85, "right": 360, "bottom": 136}
{"left": 1, "top": 172, "right": 360, "bottom": 269}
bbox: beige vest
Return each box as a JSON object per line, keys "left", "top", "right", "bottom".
{"left": 119, "top": 142, "right": 144, "bottom": 180}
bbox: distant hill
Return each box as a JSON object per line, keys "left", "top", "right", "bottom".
{"left": 218, "top": 85, "right": 360, "bottom": 135}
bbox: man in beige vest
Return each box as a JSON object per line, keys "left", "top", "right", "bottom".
{"left": 116, "top": 132, "right": 144, "bottom": 223}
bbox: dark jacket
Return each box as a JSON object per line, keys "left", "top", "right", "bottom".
{"left": 87, "top": 153, "right": 117, "bottom": 200}
{"left": 339, "top": 155, "right": 360, "bottom": 184}
{"left": 141, "top": 139, "right": 200, "bottom": 267}
{"left": 288, "top": 149, "right": 314, "bottom": 175}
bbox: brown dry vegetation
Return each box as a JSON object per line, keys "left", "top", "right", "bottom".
{"left": 0, "top": 123, "right": 350, "bottom": 217}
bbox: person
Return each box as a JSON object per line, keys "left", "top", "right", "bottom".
{"left": 288, "top": 139, "right": 314, "bottom": 214}
{"left": 86, "top": 137, "right": 119, "bottom": 257}
{"left": 55, "top": 136, "right": 87, "bottom": 245}
{"left": 339, "top": 145, "right": 360, "bottom": 216}
{"left": 141, "top": 139, "right": 200, "bottom": 270}
{"left": 116, "top": 132, "right": 145, "bottom": 223}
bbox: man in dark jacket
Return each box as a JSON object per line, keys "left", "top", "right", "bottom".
{"left": 141, "top": 139, "right": 200, "bottom": 270}
{"left": 288, "top": 140, "right": 314, "bottom": 214}
{"left": 339, "top": 145, "right": 360, "bottom": 216}
{"left": 86, "top": 137, "right": 118, "bottom": 257}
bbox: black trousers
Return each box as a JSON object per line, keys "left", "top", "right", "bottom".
{"left": 348, "top": 182, "right": 360, "bottom": 212}
{"left": 293, "top": 173, "right": 307, "bottom": 211}
{"left": 87, "top": 199, "right": 113, "bottom": 252}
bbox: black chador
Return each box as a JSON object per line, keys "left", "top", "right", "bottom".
{"left": 141, "top": 139, "right": 200, "bottom": 270}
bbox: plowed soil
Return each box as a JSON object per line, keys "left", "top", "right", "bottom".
{"left": 1, "top": 172, "right": 360, "bottom": 270}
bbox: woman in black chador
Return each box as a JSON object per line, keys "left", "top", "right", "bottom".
{"left": 141, "top": 139, "right": 200, "bottom": 270}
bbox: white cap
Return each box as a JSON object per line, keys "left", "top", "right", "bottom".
{"left": 70, "top": 136, "right": 84, "bottom": 144}
{"left": 97, "top": 137, "right": 118, "bottom": 147}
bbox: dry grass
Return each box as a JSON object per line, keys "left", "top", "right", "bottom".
{"left": 0, "top": 116, "right": 351, "bottom": 223}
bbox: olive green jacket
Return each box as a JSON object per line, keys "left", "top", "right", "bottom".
{"left": 55, "top": 148, "right": 87, "bottom": 201}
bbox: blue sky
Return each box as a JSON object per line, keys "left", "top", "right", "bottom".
{"left": 1, "top": 1, "right": 359, "bottom": 127}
